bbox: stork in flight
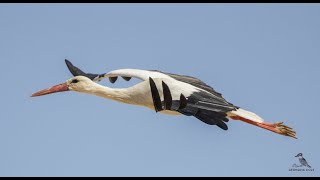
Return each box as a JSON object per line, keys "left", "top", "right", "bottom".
{"left": 31, "top": 59, "right": 297, "bottom": 139}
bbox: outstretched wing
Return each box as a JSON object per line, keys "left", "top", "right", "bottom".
{"left": 148, "top": 77, "right": 238, "bottom": 130}
{"left": 65, "top": 59, "right": 105, "bottom": 81}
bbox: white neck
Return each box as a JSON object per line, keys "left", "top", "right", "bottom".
{"left": 84, "top": 83, "right": 131, "bottom": 104}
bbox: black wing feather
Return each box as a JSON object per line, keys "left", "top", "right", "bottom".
{"left": 149, "top": 77, "right": 163, "bottom": 112}
{"left": 109, "top": 76, "right": 118, "bottom": 83}
{"left": 65, "top": 59, "right": 103, "bottom": 80}
{"left": 122, "top": 76, "right": 132, "bottom": 81}
{"left": 148, "top": 77, "right": 237, "bottom": 130}
{"left": 150, "top": 70, "right": 224, "bottom": 98}
{"left": 162, "top": 81, "right": 172, "bottom": 110}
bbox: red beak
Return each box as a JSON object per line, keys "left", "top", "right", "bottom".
{"left": 31, "top": 82, "right": 69, "bottom": 97}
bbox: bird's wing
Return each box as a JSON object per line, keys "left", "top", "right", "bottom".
{"left": 149, "top": 77, "right": 238, "bottom": 130}
{"left": 102, "top": 69, "right": 162, "bottom": 82}
{"left": 65, "top": 59, "right": 106, "bottom": 81}
{"left": 65, "top": 60, "right": 169, "bottom": 83}
{"left": 150, "top": 70, "right": 224, "bottom": 98}
{"left": 65, "top": 60, "right": 224, "bottom": 101}
{"left": 177, "top": 90, "right": 238, "bottom": 130}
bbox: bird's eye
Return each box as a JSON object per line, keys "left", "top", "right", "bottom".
{"left": 71, "top": 79, "right": 79, "bottom": 83}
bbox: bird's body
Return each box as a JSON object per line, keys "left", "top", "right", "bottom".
{"left": 101, "top": 69, "right": 219, "bottom": 114}
{"left": 295, "top": 153, "right": 311, "bottom": 168}
{"left": 299, "top": 157, "right": 310, "bottom": 168}
{"left": 31, "top": 60, "right": 297, "bottom": 139}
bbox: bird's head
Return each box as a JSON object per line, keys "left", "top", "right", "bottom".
{"left": 295, "top": 153, "right": 303, "bottom": 157}
{"left": 31, "top": 76, "right": 95, "bottom": 97}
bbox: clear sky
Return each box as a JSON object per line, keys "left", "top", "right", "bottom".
{"left": 0, "top": 3, "right": 319, "bottom": 177}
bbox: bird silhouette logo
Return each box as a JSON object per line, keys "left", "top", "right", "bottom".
{"left": 293, "top": 153, "right": 312, "bottom": 168}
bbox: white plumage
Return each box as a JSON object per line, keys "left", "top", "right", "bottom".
{"left": 31, "top": 59, "right": 297, "bottom": 139}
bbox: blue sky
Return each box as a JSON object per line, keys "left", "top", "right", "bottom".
{"left": 0, "top": 4, "right": 319, "bottom": 177}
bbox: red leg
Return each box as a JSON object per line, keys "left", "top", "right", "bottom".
{"left": 230, "top": 116, "right": 297, "bottom": 139}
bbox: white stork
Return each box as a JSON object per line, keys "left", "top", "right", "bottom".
{"left": 31, "top": 59, "right": 296, "bottom": 139}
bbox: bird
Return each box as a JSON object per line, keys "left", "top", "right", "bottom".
{"left": 295, "top": 153, "right": 311, "bottom": 168}
{"left": 31, "top": 59, "right": 297, "bottom": 139}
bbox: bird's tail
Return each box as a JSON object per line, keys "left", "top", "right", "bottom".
{"left": 227, "top": 108, "right": 297, "bottom": 139}
{"left": 307, "top": 164, "right": 312, "bottom": 168}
